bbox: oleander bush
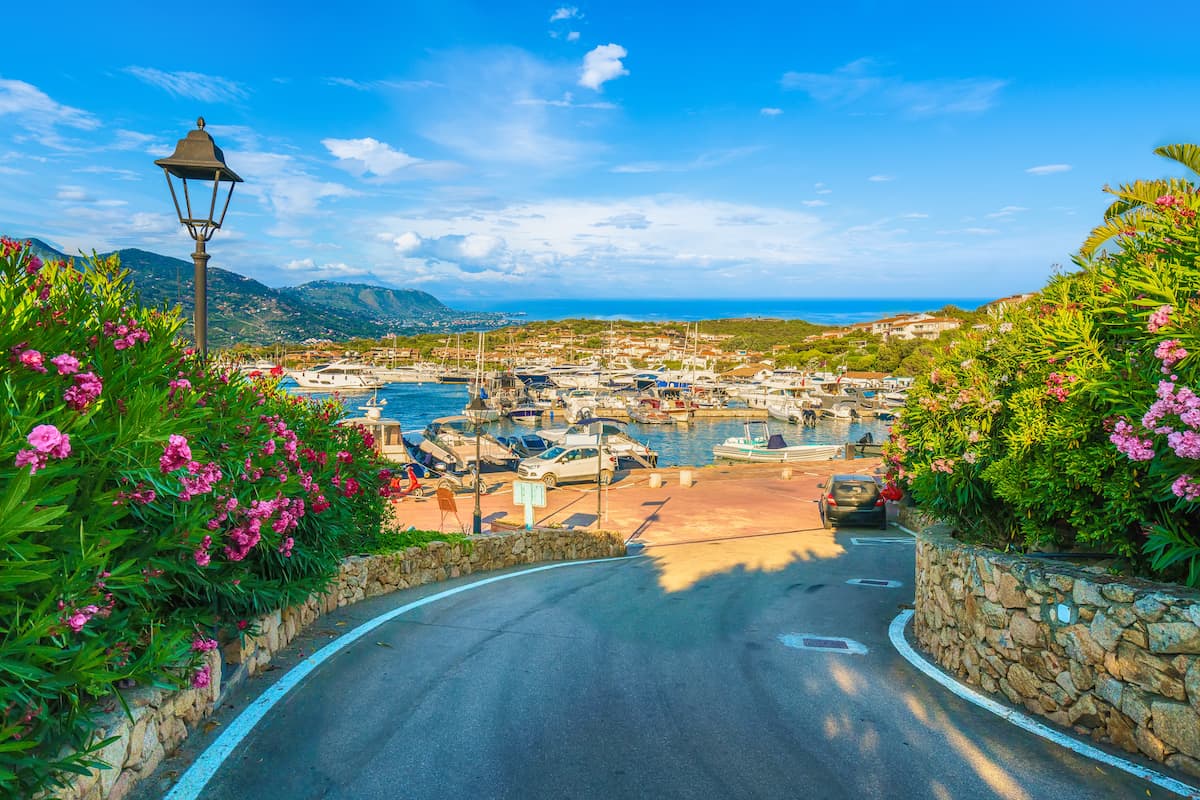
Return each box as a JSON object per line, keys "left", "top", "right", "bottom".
{"left": 888, "top": 188, "right": 1200, "bottom": 584}
{"left": 0, "top": 238, "right": 391, "bottom": 796}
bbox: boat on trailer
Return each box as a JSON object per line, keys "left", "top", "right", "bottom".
{"left": 712, "top": 421, "right": 843, "bottom": 462}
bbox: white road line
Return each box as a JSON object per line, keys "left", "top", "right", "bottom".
{"left": 165, "top": 554, "right": 637, "bottom": 800}
{"left": 888, "top": 610, "right": 1200, "bottom": 799}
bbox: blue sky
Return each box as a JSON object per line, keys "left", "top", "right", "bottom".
{"left": 1, "top": 1, "right": 1197, "bottom": 304}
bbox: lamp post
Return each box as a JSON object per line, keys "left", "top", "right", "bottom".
{"left": 154, "top": 117, "right": 242, "bottom": 358}
{"left": 465, "top": 393, "right": 488, "bottom": 535}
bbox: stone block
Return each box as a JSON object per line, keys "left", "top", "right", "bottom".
{"left": 1094, "top": 674, "right": 1122, "bottom": 709}
{"left": 1167, "top": 753, "right": 1200, "bottom": 779}
{"left": 1133, "top": 595, "right": 1167, "bottom": 623}
{"left": 1148, "top": 622, "right": 1200, "bottom": 654}
{"left": 1122, "top": 687, "right": 1153, "bottom": 727}
{"left": 1047, "top": 573, "right": 1074, "bottom": 592}
{"left": 1135, "top": 725, "right": 1169, "bottom": 761}
{"left": 1057, "top": 624, "right": 1105, "bottom": 666}
{"left": 980, "top": 600, "right": 1009, "bottom": 628}
{"left": 1101, "top": 584, "right": 1137, "bottom": 604}
{"left": 1121, "top": 627, "right": 1148, "bottom": 649}
{"left": 1068, "top": 659, "right": 1094, "bottom": 692}
{"left": 1010, "top": 612, "right": 1041, "bottom": 646}
{"left": 1116, "top": 643, "right": 1186, "bottom": 700}
{"left": 1089, "top": 610, "right": 1125, "bottom": 652}
{"left": 1107, "top": 710, "right": 1139, "bottom": 753}
{"left": 1007, "top": 663, "right": 1041, "bottom": 698}
{"left": 1152, "top": 700, "right": 1200, "bottom": 758}
{"left": 1188, "top": 659, "right": 1200, "bottom": 714}
{"left": 998, "top": 571, "right": 1025, "bottom": 608}
{"left": 1068, "top": 693, "right": 1103, "bottom": 728}
{"left": 999, "top": 677, "right": 1022, "bottom": 705}
{"left": 1073, "top": 580, "right": 1106, "bottom": 608}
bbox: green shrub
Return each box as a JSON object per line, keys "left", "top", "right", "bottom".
{"left": 0, "top": 238, "right": 389, "bottom": 796}
{"left": 888, "top": 191, "right": 1200, "bottom": 582}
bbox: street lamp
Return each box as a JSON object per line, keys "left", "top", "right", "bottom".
{"left": 464, "top": 393, "right": 488, "bottom": 535}
{"left": 154, "top": 117, "right": 242, "bottom": 358}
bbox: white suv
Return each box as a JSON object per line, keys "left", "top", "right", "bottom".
{"left": 516, "top": 445, "right": 618, "bottom": 488}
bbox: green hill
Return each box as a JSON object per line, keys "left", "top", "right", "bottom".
{"left": 23, "top": 239, "right": 503, "bottom": 346}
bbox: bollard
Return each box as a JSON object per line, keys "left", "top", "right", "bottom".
{"left": 648, "top": 473, "right": 663, "bottom": 488}
{"left": 679, "top": 469, "right": 693, "bottom": 487}
{"left": 781, "top": 466, "right": 793, "bottom": 480}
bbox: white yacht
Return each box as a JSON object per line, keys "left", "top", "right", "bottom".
{"left": 291, "top": 360, "right": 385, "bottom": 390}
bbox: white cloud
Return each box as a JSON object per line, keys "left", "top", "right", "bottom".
{"left": 567, "top": 31, "right": 581, "bottom": 42}
{"left": 230, "top": 149, "right": 356, "bottom": 221}
{"left": 550, "top": 6, "right": 581, "bottom": 21}
{"left": 326, "top": 77, "right": 442, "bottom": 91}
{"left": 322, "top": 137, "right": 422, "bottom": 177}
{"left": 1026, "top": 163, "right": 1071, "bottom": 175}
{"left": 782, "top": 58, "right": 1005, "bottom": 116}
{"left": 962, "top": 227, "right": 999, "bottom": 235}
{"left": 124, "top": 67, "right": 248, "bottom": 103}
{"left": 56, "top": 185, "right": 93, "bottom": 202}
{"left": 760, "top": 107, "right": 783, "bottom": 117}
{"left": 900, "top": 212, "right": 928, "bottom": 219}
{"left": 0, "top": 79, "right": 99, "bottom": 148}
{"left": 515, "top": 92, "right": 616, "bottom": 110}
{"left": 868, "top": 174, "right": 895, "bottom": 182}
{"left": 611, "top": 147, "right": 760, "bottom": 174}
{"left": 282, "top": 256, "right": 371, "bottom": 278}
{"left": 986, "top": 205, "right": 1028, "bottom": 218}
{"left": 814, "top": 182, "right": 832, "bottom": 194}
{"left": 594, "top": 212, "right": 651, "bottom": 229}
{"left": 579, "top": 44, "right": 629, "bottom": 91}
{"left": 802, "top": 200, "right": 828, "bottom": 207}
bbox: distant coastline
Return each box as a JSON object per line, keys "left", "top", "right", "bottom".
{"left": 456, "top": 297, "right": 994, "bottom": 326}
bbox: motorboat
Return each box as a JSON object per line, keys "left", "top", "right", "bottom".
{"left": 712, "top": 421, "right": 843, "bottom": 462}
{"left": 765, "top": 397, "right": 819, "bottom": 425}
{"left": 419, "top": 416, "right": 517, "bottom": 472}
{"left": 337, "top": 394, "right": 409, "bottom": 462}
{"left": 537, "top": 417, "right": 658, "bottom": 467}
{"left": 507, "top": 403, "right": 544, "bottom": 425}
{"left": 292, "top": 360, "right": 385, "bottom": 390}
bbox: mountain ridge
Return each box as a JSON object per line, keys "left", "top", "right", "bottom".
{"left": 22, "top": 239, "right": 506, "bottom": 347}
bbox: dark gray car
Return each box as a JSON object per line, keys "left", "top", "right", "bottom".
{"left": 818, "top": 473, "right": 888, "bottom": 529}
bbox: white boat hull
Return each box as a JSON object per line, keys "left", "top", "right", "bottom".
{"left": 711, "top": 442, "right": 843, "bottom": 462}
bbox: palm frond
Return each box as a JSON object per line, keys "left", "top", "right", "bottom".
{"left": 1154, "top": 143, "right": 1200, "bottom": 176}
{"left": 1079, "top": 208, "right": 1156, "bottom": 258}
{"left": 1102, "top": 178, "right": 1195, "bottom": 219}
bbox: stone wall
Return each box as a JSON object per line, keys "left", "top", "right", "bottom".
{"left": 60, "top": 527, "right": 625, "bottom": 800}
{"left": 912, "top": 519, "right": 1200, "bottom": 778}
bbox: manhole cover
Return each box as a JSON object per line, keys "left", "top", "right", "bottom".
{"left": 777, "top": 633, "right": 868, "bottom": 654}
{"left": 846, "top": 578, "right": 903, "bottom": 588}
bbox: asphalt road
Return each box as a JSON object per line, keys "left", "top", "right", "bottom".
{"left": 179, "top": 527, "right": 1178, "bottom": 800}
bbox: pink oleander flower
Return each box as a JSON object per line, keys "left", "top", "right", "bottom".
{"left": 15, "top": 449, "right": 47, "bottom": 474}
{"left": 1155, "top": 194, "right": 1180, "bottom": 207}
{"left": 160, "top": 434, "right": 192, "bottom": 473}
{"left": 28, "top": 424, "right": 71, "bottom": 458}
{"left": 962, "top": 451, "right": 978, "bottom": 464}
{"left": 64, "top": 371, "right": 103, "bottom": 411}
{"left": 19, "top": 349, "right": 47, "bottom": 373}
{"left": 1167, "top": 430, "right": 1200, "bottom": 460}
{"left": 50, "top": 353, "right": 80, "bottom": 375}
{"left": 1110, "top": 419, "right": 1156, "bottom": 461}
{"left": 192, "top": 664, "right": 211, "bottom": 689}
{"left": 1172, "top": 475, "right": 1200, "bottom": 501}
{"left": 261, "top": 439, "right": 277, "bottom": 457}
{"left": 191, "top": 637, "right": 219, "bottom": 652}
{"left": 194, "top": 549, "right": 211, "bottom": 567}
{"left": 65, "top": 604, "right": 100, "bottom": 633}
{"left": 1155, "top": 339, "right": 1188, "bottom": 371}
{"left": 1147, "top": 305, "right": 1173, "bottom": 333}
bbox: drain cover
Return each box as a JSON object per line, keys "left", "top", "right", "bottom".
{"left": 846, "top": 578, "right": 903, "bottom": 588}
{"left": 850, "top": 537, "right": 914, "bottom": 546}
{"left": 777, "top": 633, "right": 868, "bottom": 654}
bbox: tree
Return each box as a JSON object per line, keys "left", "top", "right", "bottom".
{"left": 1080, "top": 143, "right": 1200, "bottom": 257}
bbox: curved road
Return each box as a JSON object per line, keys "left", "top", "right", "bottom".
{"left": 173, "top": 527, "right": 1180, "bottom": 800}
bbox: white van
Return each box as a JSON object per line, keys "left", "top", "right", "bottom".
{"left": 516, "top": 445, "right": 618, "bottom": 488}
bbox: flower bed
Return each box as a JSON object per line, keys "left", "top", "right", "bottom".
{"left": 0, "top": 239, "right": 391, "bottom": 797}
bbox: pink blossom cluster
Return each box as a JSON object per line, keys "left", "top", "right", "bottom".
{"left": 962, "top": 451, "right": 978, "bottom": 464}
{"left": 50, "top": 353, "right": 80, "bottom": 374}
{"left": 102, "top": 317, "right": 151, "bottom": 350}
{"left": 1172, "top": 475, "right": 1200, "bottom": 501}
{"left": 178, "top": 461, "right": 223, "bottom": 501}
{"left": 15, "top": 424, "right": 71, "bottom": 474}
{"left": 191, "top": 636, "right": 219, "bottom": 652}
{"left": 64, "top": 604, "right": 100, "bottom": 633}
{"left": 194, "top": 535, "right": 213, "bottom": 567}
{"left": 1155, "top": 194, "right": 1180, "bottom": 207}
{"left": 192, "top": 664, "right": 211, "bottom": 689}
{"left": 168, "top": 376, "right": 192, "bottom": 399}
{"left": 1142, "top": 380, "right": 1200, "bottom": 436}
{"left": 1110, "top": 419, "right": 1156, "bottom": 461}
{"left": 160, "top": 434, "right": 192, "bottom": 473}
{"left": 221, "top": 495, "right": 307, "bottom": 561}
{"left": 64, "top": 371, "right": 103, "bottom": 411}
{"left": 931, "top": 458, "right": 956, "bottom": 474}
{"left": 1147, "top": 305, "right": 1173, "bottom": 333}
{"left": 17, "top": 348, "right": 46, "bottom": 373}
{"left": 1045, "top": 372, "right": 1076, "bottom": 403}
{"left": 1154, "top": 339, "right": 1188, "bottom": 372}
{"left": 113, "top": 482, "right": 156, "bottom": 506}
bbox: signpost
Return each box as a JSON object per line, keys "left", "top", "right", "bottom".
{"left": 512, "top": 480, "right": 547, "bottom": 530}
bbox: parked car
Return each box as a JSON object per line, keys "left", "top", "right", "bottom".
{"left": 516, "top": 445, "right": 618, "bottom": 488}
{"left": 818, "top": 474, "right": 888, "bottom": 529}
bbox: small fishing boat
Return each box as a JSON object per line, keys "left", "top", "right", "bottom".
{"left": 712, "top": 421, "right": 842, "bottom": 463}
{"left": 507, "top": 403, "right": 543, "bottom": 425}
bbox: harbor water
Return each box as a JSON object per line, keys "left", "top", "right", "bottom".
{"left": 290, "top": 382, "right": 893, "bottom": 468}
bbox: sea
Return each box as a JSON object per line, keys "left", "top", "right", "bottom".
{"left": 459, "top": 297, "right": 991, "bottom": 326}
{"left": 293, "top": 382, "right": 892, "bottom": 469}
